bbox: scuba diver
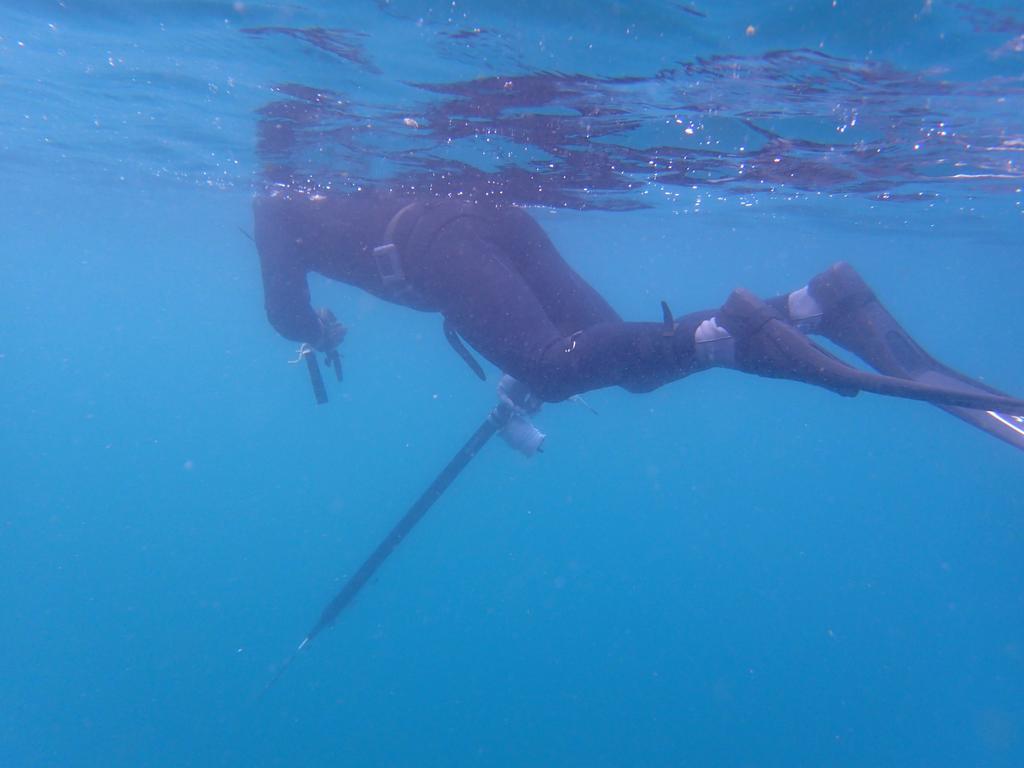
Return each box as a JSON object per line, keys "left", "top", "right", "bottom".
{"left": 254, "top": 186, "right": 1024, "bottom": 694}
{"left": 254, "top": 188, "right": 1024, "bottom": 450}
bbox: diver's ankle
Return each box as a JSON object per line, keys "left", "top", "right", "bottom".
{"left": 694, "top": 288, "right": 786, "bottom": 369}
{"left": 694, "top": 316, "right": 735, "bottom": 367}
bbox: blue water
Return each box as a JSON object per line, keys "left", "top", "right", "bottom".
{"left": 2, "top": 2, "right": 1022, "bottom": 766}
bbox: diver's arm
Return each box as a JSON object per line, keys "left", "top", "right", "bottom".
{"left": 254, "top": 197, "right": 321, "bottom": 343}
{"left": 259, "top": 247, "right": 321, "bottom": 343}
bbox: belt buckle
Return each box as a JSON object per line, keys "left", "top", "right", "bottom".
{"left": 373, "top": 242, "right": 405, "bottom": 288}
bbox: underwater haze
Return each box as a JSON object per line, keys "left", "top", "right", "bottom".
{"left": 2, "top": 1, "right": 1023, "bottom": 766}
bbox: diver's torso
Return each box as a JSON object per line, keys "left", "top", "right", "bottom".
{"left": 256, "top": 188, "right": 507, "bottom": 307}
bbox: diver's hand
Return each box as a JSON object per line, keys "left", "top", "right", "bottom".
{"left": 313, "top": 307, "right": 347, "bottom": 352}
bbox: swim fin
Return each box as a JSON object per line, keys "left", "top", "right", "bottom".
{"left": 809, "top": 262, "right": 1024, "bottom": 451}
{"left": 720, "top": 288, "right": 1024, "bottom": 419}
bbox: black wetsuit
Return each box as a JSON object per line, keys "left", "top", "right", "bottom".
{"left": 255, "top": 191, "right": 710, "bottom": 402}
{"left": 254, "top": 190, "right": 1024, "bottom": 450}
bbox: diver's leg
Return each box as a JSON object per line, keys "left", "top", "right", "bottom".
{"left": 490, "top": 207, "right": 622, "bottom": 333}
{"left": 413, "top": 215, "right": 711, "bottom": 401}
{"left": 550, "top": 282, "right": 1024, "bottom": 412}
{"left": 415, "top": 217, "right": 1024, "bottom": 414}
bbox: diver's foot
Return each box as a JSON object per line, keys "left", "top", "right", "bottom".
{"left": 805, "top": 261, "right": 935, "bottom": 378}
{"left": 714, "top": 287, "right": 861, "bottom": 396}
{"left": 789, "top": 260, "right": 994, "bottom": 390}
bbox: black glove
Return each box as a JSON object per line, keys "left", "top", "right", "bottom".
{"left": 313, "top": 307, "right": 347, "bottom": 353}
